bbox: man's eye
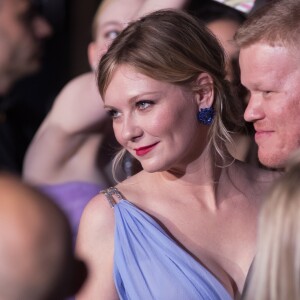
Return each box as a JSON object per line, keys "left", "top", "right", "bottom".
{"left": 262, "top": 91, "right": 272, "bottom": 97}
{"left": 18, "top": 4, "right": 40, "bottom": 24}
{"left": 18, "top": 10, "right": 34, "bottom": 23}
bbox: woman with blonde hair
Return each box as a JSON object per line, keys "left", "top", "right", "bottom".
{"left": 23, "top": 0, "right": 191, "bottom": 244}
{"left": 76, "top": 9, "right": 277, "bottom": 299}
{"left": 243, "top": 150, "right": 300, "bottom": 300}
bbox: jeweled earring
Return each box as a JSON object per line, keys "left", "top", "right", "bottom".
{"left": 197, "top": 107, "right": 214, "bottom": 125}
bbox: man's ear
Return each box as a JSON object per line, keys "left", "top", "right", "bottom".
{"left": 194, "top": 73, "right": 214, "bottom": 109}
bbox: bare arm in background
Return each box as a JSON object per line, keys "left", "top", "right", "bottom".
{"left": 23, "top": 73, "right": 110, "bottom": 185}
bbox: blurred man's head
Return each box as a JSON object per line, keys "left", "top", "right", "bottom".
{"left": 0, "top": 0, "right": 52, "bottom": 95}
{"left": 235, "top": 0, "right": 300, "bottom": 169}
{"left": 0, "top": 173, "right": 76, "bottom": 300}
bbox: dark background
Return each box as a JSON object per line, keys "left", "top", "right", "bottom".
{"left": 28, "top": 0, "right": 103, "bottom": 118}
{"left": 0, "top": 0, "right": 103, "bottom": 173}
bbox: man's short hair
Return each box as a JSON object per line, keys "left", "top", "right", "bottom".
{"left": 235, "top": 0, "right": 300, "bottom": 49}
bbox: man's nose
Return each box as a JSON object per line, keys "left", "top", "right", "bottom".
{"left": 32, "top": 16, "right": 53, "bottom": 39}
{"left": 244, "top": 94, "right": 264, "bottom": 122}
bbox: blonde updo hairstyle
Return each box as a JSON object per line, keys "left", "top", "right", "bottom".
{"left": 98, "top": 9, "right": 243, "bottom": 180}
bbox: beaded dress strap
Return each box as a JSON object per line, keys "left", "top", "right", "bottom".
{"left": 100, "top": 187, "right": 124, "bottom": 208}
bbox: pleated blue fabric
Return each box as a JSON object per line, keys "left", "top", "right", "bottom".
{"left": 102, "top": 187, "right": 233, "bottom": 300}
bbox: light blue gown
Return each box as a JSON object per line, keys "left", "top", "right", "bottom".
{"left": 102, "top": 187, "right": 233, "bottom": 300}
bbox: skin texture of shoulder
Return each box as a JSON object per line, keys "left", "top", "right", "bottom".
{"left": 76, "top": 193, "right": 119, "bottom": 299}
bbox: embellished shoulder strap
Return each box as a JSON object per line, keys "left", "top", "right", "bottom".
{"left": 100, "top": 187, "right": 124, "bottom": 208}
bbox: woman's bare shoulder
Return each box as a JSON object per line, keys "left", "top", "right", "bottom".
{"left": 114, "top": 170, "right": 150, "bottom": 201}
{"left": 79, "top": 192, "right": 115, "bottom": 234}
{"left": 76, "top": 192, "right": 118, "bottom": 299}
{"left": 76, "top": 192, "right": 115, "bottom": 273}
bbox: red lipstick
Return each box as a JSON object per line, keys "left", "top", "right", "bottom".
{"left": 135, "top": 142, "right": 159, "bottom": 157}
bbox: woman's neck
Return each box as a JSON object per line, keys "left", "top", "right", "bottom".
{"left": 159, "top": 145, "right": 222, "bottom": 186}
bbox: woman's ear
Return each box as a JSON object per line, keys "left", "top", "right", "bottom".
{"left": 194, "top": 73, "right": 214, "bottom": 109}
{"left": 87, "top": 42, "right": 98, "bottom": 71}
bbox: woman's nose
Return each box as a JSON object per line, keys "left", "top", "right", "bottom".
{"left": 121, "top": 116, "right": 143, "bottom": 142}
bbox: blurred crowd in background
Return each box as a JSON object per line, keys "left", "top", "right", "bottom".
{"left": 0, "top": 0, "right": 105, "bottom": 173}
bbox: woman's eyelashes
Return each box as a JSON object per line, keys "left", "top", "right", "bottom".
{"left": 104, "top": 29, "right": 120, "bottom": 41}
{"left": 107, "top": 109, "right": 120, "bottom": 119}
{"left": 136, "top": 100, "right": 154, "bottom": 111}
{"left": 106, "top": 100, "right": 154, "bottom": 119}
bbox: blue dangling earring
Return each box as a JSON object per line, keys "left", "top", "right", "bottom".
{"left": 197, "top": 107, "right": 214, "bottom": 125}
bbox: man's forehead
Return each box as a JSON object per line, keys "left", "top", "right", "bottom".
{"left": 240, "top": 43, "right": 299, "bottom": 71}
{"left": 2, "top": 0, "right": 30, "bottom": 11}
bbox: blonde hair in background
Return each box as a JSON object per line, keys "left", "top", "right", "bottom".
{"left": 244, "top": 149, "right": 300, "bottom": 300}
